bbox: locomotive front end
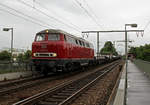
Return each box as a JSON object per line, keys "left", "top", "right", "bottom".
{"left": 32, "top": 29, "right": 64, "bottom": 75}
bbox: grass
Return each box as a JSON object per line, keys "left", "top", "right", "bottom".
{"left": 133, "top": 59, "right": 150, "bottom": 76}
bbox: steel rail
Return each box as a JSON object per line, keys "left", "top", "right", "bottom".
{"left": 59, "top": 62, "right": 121, "bottom": 105}
{"left": 0, "top": 75, "right": 41, "bottom": 88}
{"left": 0, "top": 73, "right": 57, "bottom": 96}
{"left": 13, "top": 61, "right": 120, "bottom": 105}
{"left": 58, "top": 67, "right": 114, "bottom": 105}
{"left": 0, "top": 68, "right": 86, "bottom": 96}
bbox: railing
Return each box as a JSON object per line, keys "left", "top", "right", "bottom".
{"left": 135, "top": 59, "right": 150, "bottom": 64}
{"left": 133, "top": 59, "right": 150, "bottom": 77}
{"left": 0, "top": 60, "right": 32, "bottom": 74}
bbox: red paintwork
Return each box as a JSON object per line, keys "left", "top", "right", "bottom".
{"left": 32, "top": 33, "right": 94, "bottom": 60}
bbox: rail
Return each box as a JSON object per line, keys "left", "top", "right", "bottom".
{"left": 13, "top": 61, "right": 121, "bottom": 105}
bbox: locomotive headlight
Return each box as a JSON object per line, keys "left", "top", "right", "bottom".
{"left": 53, "top": 53, "right": 57, "bottom": 57}
{"left": 33, "top": 53, "right": 36, "bottom": 57}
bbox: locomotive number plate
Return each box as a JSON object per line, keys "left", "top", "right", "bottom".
{"left": 41, "top": 44, "right": 47, "bottom": 48}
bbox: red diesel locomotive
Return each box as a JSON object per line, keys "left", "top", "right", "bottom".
{"left": 32, "top": 29, "right": 94, "bottom": 75}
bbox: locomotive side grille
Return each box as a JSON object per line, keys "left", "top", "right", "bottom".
{"left": 34, "top": 53, "right": 57, "bottom": 57}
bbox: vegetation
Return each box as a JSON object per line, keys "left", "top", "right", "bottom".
{"left": 133, "top": 59, "right": 150, "bottom": 76}
{"left": 129, "top": 44, "right": 150, "bottom": 62}
{"left": 0, "top": 50, "right": 32, "bottom": 62}
{"left": 16, "top": 53, "right": 24, "bottom": 62}
{"left": 16, "top": 50, "right": 32, "bottom": 62}
{"left": 100, "top": 41, "right": 118, "bottom": 55}
{"left": 0, "top": 50, "right": 11, "bottom": 61}
{"left": 0, "top": 50, "right": 32, "bottom": 74}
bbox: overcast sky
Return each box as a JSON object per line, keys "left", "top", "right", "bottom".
{"left": 0, "top": 0, "right": 150, "bottom": 54}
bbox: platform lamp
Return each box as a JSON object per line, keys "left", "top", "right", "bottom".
{"left": 3, "top": 28, "right": 13, "bottom": 71}
{"left": 124, "top": 24, "right": 137, "bottom": 104}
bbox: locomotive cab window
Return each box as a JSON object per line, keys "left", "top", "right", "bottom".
{"left": 75, "top": 40, "right": 78, "bottom": 45}
{"left": 79, "top": 40, "right": 82, "bottom": 46}
{"left": 36, "top": 34, "right": 45, "bottom": 41}
{"left": 86, "top": 43, "right": 90, "bottom": 48}
{"left": 82, "top": 42, "right": 85, "bottom": 47}
{"left": 48, "top": 34, "right": 60, "bottom": 41}
{"left": 64, "top": 35, "right": 67, "bottom": 41}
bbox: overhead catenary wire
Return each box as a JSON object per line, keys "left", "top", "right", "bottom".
{"left": 74, "top": 0, "right": 103, "bottom": 29}
{"left": 17, "top": 0, "right": 81, "bottom": 32}
{"left": 144, "top": 21, "right": 150, "bottom": 30}
{"left": 83, "top": 0, "right": 98, "bottom": 20}
{"left": 83, "top": 0, "right": 103, "bottom": 28}
{"left": 34, "top": 0, "right": 81, "bottom": 31}
{"left": 0, "top": 8, "right": 49, "bottom": 28}
{"left": 0, "top": 3, "right": 55, "bottom": 28}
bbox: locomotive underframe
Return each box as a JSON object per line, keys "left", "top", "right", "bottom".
{"left": 32, "top": 58, "right": 94, "bottom": 74}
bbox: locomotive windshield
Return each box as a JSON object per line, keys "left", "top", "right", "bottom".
{"left": 36, "top": 34, "right": 45, "bottom": 41}
{"left": 48, "top": 34, "right": 60, "bottom": 41}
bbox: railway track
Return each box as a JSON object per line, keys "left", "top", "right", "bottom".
{"left": 0, "top": 61, "right": 114, "bottom": 96}
{"left": 0, "top": 74, "right": 55, "bottom": 96}
{"left": 13, "top": 61, "right": 121, "bottom": 105}
{"left": 0, "top": 70, "right": 84, "bottom": 96}
{"left": 0, "top": 75, "right": 42, "bottom": 89}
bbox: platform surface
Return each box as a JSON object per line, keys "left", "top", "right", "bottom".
{"left": 0, "top": 71, "right": 33, "bottom": 81}
{"left": 127, "top": 61, "right": 150, "bottom": 105}
{"left": 113, "top": 65, "right": 126, "bottom": 105}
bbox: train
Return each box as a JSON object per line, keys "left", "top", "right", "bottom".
{"left": 32, "top": 29, "right": 120, "bottom": 75}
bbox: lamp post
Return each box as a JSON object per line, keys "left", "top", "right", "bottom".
{"left": 125, "top": 24, "right": 137, "bottom": 71}
{"left": 3, "top": 28, "right": 13, "bottom": 71}
{"left": 124, "top": 24, "right": 137, "bottom": 104}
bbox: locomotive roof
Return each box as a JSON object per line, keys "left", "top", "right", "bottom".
{"left": 37, "top": 29, "right": 90, "bottom": 43}
{"left": 37, "top": 29, "right": 69, "bottom": 35}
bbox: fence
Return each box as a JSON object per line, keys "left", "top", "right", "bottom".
{"left": 133, "top": 59, "right": 150, "bottom": 77}
{"left": 0, "top": 60, "right": 33, "bottom": 74}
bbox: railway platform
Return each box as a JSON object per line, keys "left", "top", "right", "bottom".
{"left": 113, "top": 60, "right": 150, "bottom": 105}
{"left": 0, "top": 71, "right": 33, "bottom": 81}
{"left": 113, "top": 62, "right": 126, "bottom": 105}
{"left": 127, "top": 61, "right": 150, "bottom": 105}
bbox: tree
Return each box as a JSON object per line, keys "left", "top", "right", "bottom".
{"left": 16, "top": 50, "right": 32, "bottom": 62}
{"left": 129, "top": 44, "right": 150, "bottom": 62}
{"left": 100, "top": 41, "right": 118, "bottom": 55}
{"left": 0, "top": 50, "right": 11, "bottom": 61}
{"left": 16, "top": 53, "right": 24, "bottom": 62}
{"left": 136, "top": 46, "right": 144, "bottom": 59}
{"left": 143, "top": 49, "right": 150, "bottom": 61}
{"left": 23, "top": 50, "right": 32, "bottom": 61}
{"left": 129, "top": 47, "right": 137, "bottom": 56}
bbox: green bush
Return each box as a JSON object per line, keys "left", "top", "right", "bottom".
{"left": 0, "top": 50, "right": 11, "bottom": 61}
{"left": 129, "top": 44, "right": 150, "bottom": 62}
